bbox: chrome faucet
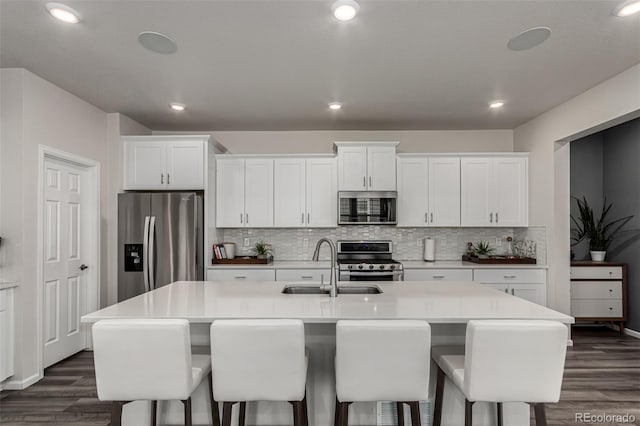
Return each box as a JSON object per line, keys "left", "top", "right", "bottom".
{"left": 312, "top": 238, "right": 338, "bottom": 297}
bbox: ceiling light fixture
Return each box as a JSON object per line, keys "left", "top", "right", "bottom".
{"left": 138, "top": 31, "right": 178, "bottom": 55}
{"left": 169, "top": 103, "right": 186, "bottom": 112}
{"left": 46, "top": 3, "right": 81, "bottom": 24}
{"left": 507, "top": 27, "right": 551, "bottom": 51}
{"left": 328, "top": 102, "right": 343, "bottom": 110}
{"left": 613, "top": 0, "right": 640, "bottom": 16}
{"left": 489, "top": 101, "right": 505, "bottom": 109}
{"left": 332, "top": 0, "right": 360, "bottom": 21}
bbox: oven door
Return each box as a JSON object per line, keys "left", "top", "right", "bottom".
{"left": 340, "top": 271, "right": 403, "bottom": 281}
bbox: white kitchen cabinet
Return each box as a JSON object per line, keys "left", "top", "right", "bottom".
{"left": 124, "top": 136, "right": 207, "bottom": 190}
{"left": 207, "top": 269, "right": 276, "bottom": 282}
{"left": 216, "top": 158, "right": 274, "bottom": 228}
{"left": 403, "top": 269, "right": 472, "bottom": 282}
{"left": 336, "top": 142, "right": 398, "bottom": 191}
{"left": 460, "top": 156, "right": 528, "bottom": 227}
{"left": 274, "top": 157, "right": 337, "bottom": 228}
{"left": 474, "top": 268, "right": 546, "bottom": 305}
{"left": 396, "top": 156, "right": 460, "bottom": 227}
{"left": 0, "top": 287, "right": 15, "bottom": 383}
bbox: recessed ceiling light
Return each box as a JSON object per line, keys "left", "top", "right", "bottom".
{"left": 169, "top": 103, "right": 186, "bottom": 112}
{"left": 328, "top": 102, "right": 343, "bottom": 110}
{"left": 489, "top": 101, "right": 505, "bottom": 109}
{"left": 507, "top": 27, "right": 551, "bottom": 51}
{"left": 46, "top": 3, "right": 81, "bottom": 24}
{"left": 332, "top": 0, "right": 359, "bottom": 21}
{"left": 138, "top": 31, "right": 178, "bottom": 55}
{"left": 613, "top": 0, "right": 640, "bottom": 16}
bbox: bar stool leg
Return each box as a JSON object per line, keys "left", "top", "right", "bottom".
{"left": 111, "top": 401, "right": 125, "bottom": 426}
{"left": 464, "top": 399, "right": 474, "bottom": 426}
{"left": 239, "top": 402, "right": 246, "bottom": 426}
{"left": 534, "top": 403, "right": 548, "bottom": 426}
{"left": 290, "top": 401, "right": 300, "bottom": 426}
{"left": 496, "top": 402, "right": 503, "bottom": 426}
{"left": 334, "top": 397, "right": 340, "bottom": 426}
{"left": 182, "top": 397, "right": 192, "bottom": 426}
{"left": 208, "top": 373, "right": 221, "bottom": 426}
{"left": 150, "top": 400, "right": 157, "bottom": 426}
{"left": 222, "top": 402, "right": 233, "bottom": 426}
{"left": 433, "top": 367, "right": 445, "bottom": 426}
{"left": 409, "top": 401, "right": 420, "bottom": 426}
{"left": 301, "top": 394, "right": 309, "bottom": 426}
{"left": 338, "top": 401, "right": 351, "bottom": 426}
{"left": 396, "top": 402, "right": 404, "bottom": 426}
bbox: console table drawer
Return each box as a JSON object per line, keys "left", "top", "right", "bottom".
{"left": 570, "top": 266, "right": 622, "bottom": 280}
{"left": 571, "top": 299, "right": 623, "bottom": 318}
{"left": 571, "top": 281, "right": 622, "bottom": 299}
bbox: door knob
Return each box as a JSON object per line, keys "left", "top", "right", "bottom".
{"left": 79, "top": 264, "right": 88, "bottom": 271}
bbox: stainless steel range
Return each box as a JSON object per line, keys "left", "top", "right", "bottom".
{"left": 337, "top": 240, "right": 404, "bottom": 281}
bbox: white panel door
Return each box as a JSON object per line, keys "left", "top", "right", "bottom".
{"left": 337, "top": 146, "right": 367, "bottom": 190}
{"left": 461, "top": 158, "right": 492, "bottom": 226}
{"left": 124, "top": 142, "right": 166, "bottom": 189}
{"left": 493, "top": 157, "right": 528, "bottom": 227}
{"left": 428, "top": 157, "right": 460, "bottom": 226}
{"left": 396, "top": 157, "right": 429, "bottom": 227}
{"left": 43, "top": 159, "right": 87, "bottom": 367}
{"left": 165, "top": 141, "right": 205, "bottom": 189}
{"left": 216, "top": 159, "right": 245, "bottom": 227}
{"left": 367, "top": 146, "right": 397, "bottom": 190}
{"left": 274, "top": 159, "right": 306, "bottom": 227}
{"left": 244, "top": 159, "right": 274, "bottom": 227}
{"left": 306, "top": 158, "right": 337, "bottom": 227}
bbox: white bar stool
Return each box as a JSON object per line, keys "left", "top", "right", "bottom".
{"left": 92, "top": 319, "right": 220, "bottom": 426}
{"left": 210, "top": 319, "right": 309, "bottom": 426}
{"left": 335, "top": 320, "right": 431, "bottom": 426}
{"left": 432, "top": 320, "right": 568, "bottom": 426}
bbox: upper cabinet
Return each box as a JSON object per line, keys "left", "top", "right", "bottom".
{"left": 216, "top": 158, "right": 274, "bottom": 228}
{"left": 461, "top": 156, "right": 528, "bottom": 227}
{"left": 124, "top": 136, "right": 208, "bottom": 190}
{"left": 397, "top": 156, "right": 461, "bottom": 227}
{"left": 274, "top": 157, "right": 337, "bottom": 228}
{"left": 336, "top": 142, "right": 398, "bottom": 191}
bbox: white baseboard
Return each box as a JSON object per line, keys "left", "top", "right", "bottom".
{"left": 624, "top": 327, "right": 640, "bottom": 339}
{"left": 1, "top": 372, "right": 42, "bottom": 390}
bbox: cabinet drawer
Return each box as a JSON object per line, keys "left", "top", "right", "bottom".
{"left": 276, "top": 269, "right": 331, "bottom": 282}
{"left": 404, "top": 269, "right": 473, "bottom": 282}
{"left": 571, "top": 281, "right": 622, "bottom": 299}
{"left": 571, "top": 299, "right": 623, "bottom": 318}
{"left": 0, "top": 289, "right": 10, "bottom": 311}
{"left": 207, "top": 269, "right": 275, "bottom": 282}
{"left": 570, "top": 266, "right": 622, "bottom": 280}
{"left": 473, "top": 269, "right": 545, "bottom": 284}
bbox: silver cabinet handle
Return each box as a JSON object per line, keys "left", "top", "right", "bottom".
{"left": 167, "top": 173, "right": 170, "bottom": 184}
{"left": 511, "top": 288, "right": 515, "bottom": 295}
{"left": 245, "top": 213, "right": 249, "bottom": 224}
{"left": 301, "top": 276, "right": 313, "bottom": 280}
{"left": 240, "top": 213, "right": 243, "bottom": 224}
{"left": 302, "top": 213, "right": 305, "bottom": 224}
{"left": 490, "top": 212, "right": 493, "bottom": 223}
{"left": 504, "top": 288, "right": 509, "bottom": 293}
{"left": 369, "top": 176, "right": 372, "bottom": 187}
{"left": 425, "top": 212, "right": 428, "bottom": 223}
{"left": 363, "top": 176, "right": 366, "bottom": 187}
{"left": 432, "top": 275, "right": 445, "bottom": 279}
{"left": 161, "top": 173, "right": 164, "bottom": 184}
{"left": 234, "top": 276, "right": 247, "bottom": 279}
{"left": 307, "top": 212, "right": 310, "bottom": 224}
{"left": 430, "top": 213, "right": 433, "bottom": 223}
{"left": 496, "top": 212, "right": 499, "bottom": 223}
{"left": 504, "top": 275, "right": 516, "bottom": 279}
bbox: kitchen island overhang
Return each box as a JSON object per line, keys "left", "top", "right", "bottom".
{"left": 81, "top": 281, "right": 574, "bottom": 426}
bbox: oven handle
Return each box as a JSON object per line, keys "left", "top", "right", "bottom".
{"left": 346, "top": 271, "right": 404, "bottom": 277}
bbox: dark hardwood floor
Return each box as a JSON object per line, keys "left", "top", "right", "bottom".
{"left": 0, "top": 326, "right": 638, "bottom": 426}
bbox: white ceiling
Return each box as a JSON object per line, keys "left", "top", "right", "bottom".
{"left": 1, "top": 0, "right": 639, "bottom": 131}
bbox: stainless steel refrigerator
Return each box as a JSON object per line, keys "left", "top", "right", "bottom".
{"left": 118, "top": 192, "right": 204, "bottom": 302}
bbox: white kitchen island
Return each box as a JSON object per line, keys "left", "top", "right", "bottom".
{"left": 82, "top": 281, "right": 574, "bottom": 426}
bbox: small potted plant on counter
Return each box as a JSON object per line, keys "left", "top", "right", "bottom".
{"left": 571, "top": 196, "right": 633, "bottom": 262}
{"left": 473, "top": 240, "right": 495, "bottom": 258}
{"left": 253, "top": 241, "right": 273, "bottom": 261}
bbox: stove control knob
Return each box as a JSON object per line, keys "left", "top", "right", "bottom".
{"left": 358, "top": 264, "right": 364, "bottom": 270}
{"left": 369, "top": 265, "right": 374, "bottom": 270}
{"left": 379, "top": 265, "right": 385, "bottom": 270}
{"left": 348, "top": 265, "right": 353, "bottom": 270}
{"left": 390, "top": 265, "right": 396, "bottom": 270}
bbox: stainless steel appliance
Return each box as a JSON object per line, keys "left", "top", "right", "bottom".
{"left": 338, "top": 191, "right": 397, "bottom": 225}
{"left": 337, "top": 240, "right": 403, "bottom": 281}
{"left": 118, "top": 192, "right": 204, "bottom": 301}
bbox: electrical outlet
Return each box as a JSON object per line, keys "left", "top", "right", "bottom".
{"left": 303, "top": 238, "right": 309, "bottom": 249}
{"left": 243, "top": 237, "right": 250, "bottom": 247}
{"left": 495, "top": 237, "right": 502, "bottom": 247}
{"left": 417, "top": 238, "right": 422, "bottom": 246}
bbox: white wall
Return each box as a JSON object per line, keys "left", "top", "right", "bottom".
{"left": 514, "top": 63, "right": 640, "bottom": 314}
{"left": 155, "top": 129, "right": 514, "bottom": 154}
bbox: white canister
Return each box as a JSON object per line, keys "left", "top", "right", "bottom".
{"left": 423, "top": 237, "right": 435, "bottom": 262}
{"left": 223, "top": 242, "right": 236, "bottom": 259}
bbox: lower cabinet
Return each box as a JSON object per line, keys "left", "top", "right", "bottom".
{"left": 0, "top": 287, "right": 15, "bottom": 383}
{"left": 206, "top": 269, "right": 276, "bottom": 282}
{"left": 403, "top": 269, "right": 472, "bottom": 282}
{"left": 473, "top": 268, "right": 546, "bottom": 306}
{"left": 275, "top": 269, "right": 331, "bottom": 282}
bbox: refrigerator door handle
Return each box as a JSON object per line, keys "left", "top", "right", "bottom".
{"left": 149, "top": 216, "right": 157, "bottom": 290}
{"left": 143, "top": 216, "right": 150, "bottom": 292}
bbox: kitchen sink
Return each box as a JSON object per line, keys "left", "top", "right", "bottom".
{"left": 281, "top": 285, "right": 382, "bottom": 295}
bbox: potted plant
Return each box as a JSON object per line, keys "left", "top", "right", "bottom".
{"left": 253, "top": 241, "right": 272, "bottom": 260}
{"left": 571, "top": 196, "right": 633, "bottom": 262}
{"left": 473, "top": 241, "right": 494, "bottom": 258}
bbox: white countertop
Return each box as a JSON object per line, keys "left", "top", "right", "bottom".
{"left": 0, "top": 281, "right": 18, "bottom": 290}
{"left": 207, "top": 260, "right": 546, "bottom": 269}
{"left": 208, "top": 261, "right": 331, "bottom": 269}
{"left": 81, "top": 281, "right": 572, "bottom": 324}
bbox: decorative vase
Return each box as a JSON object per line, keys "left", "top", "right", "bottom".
{"left": 590, "top": 251, "right": 606, "bottom": 262}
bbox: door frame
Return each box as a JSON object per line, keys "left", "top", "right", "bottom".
{"left": 36, "top": 145, "right": 100, "bottom": 375}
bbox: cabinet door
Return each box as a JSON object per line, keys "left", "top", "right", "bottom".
{"left": 216, "top": 159, "right": 245, "bottom": 228}
{"left": 337, "top": 146, "right": 367, "bottom": 190}
{"left": 274, "top": 159, "right": 306, "bottom": 227}
{"left": 165, "top": 141, "right": 205, "bottom": 189}
{"left": 493, "top": 158, "right": 528, "bottom": 226}
{"left": 244, "top": 159, "right": 274, "bottom": 227}
{"left": 484, "top": 283, "right": 510, "bottom": 294}
{"left": 367, "top": 146, "right": 397, "bottom": 190}
{"left": 124, "top": 142, "right": 166, "bottom": 190}
{"left": 461, "top": 158, "right": 492, "bottom": 226}
{"left": 511, "top": 283, "right": 545, "bottom": 305}
{"left": 396, "top": 157, "right": 429, "bottom": 227}
{"left": 306, "top": 158, "right": 337, "bottom": 227}
{"left": 428, "top": 157, "right": 460, "bottom": 226}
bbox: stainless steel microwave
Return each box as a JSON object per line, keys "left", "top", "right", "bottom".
{"left": 338, "top": 191, "right": 397, "bottom": 225}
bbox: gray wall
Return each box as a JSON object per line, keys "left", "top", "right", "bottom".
{"left": 570, "top": 133, "right": 604, "bottom": 260}
{"left": 602, "top": 118, "right": 640, "bottom": 332}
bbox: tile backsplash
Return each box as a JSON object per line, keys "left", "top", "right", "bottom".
{"left": 218, "top": 226, "right": 547, "bottom": 264}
